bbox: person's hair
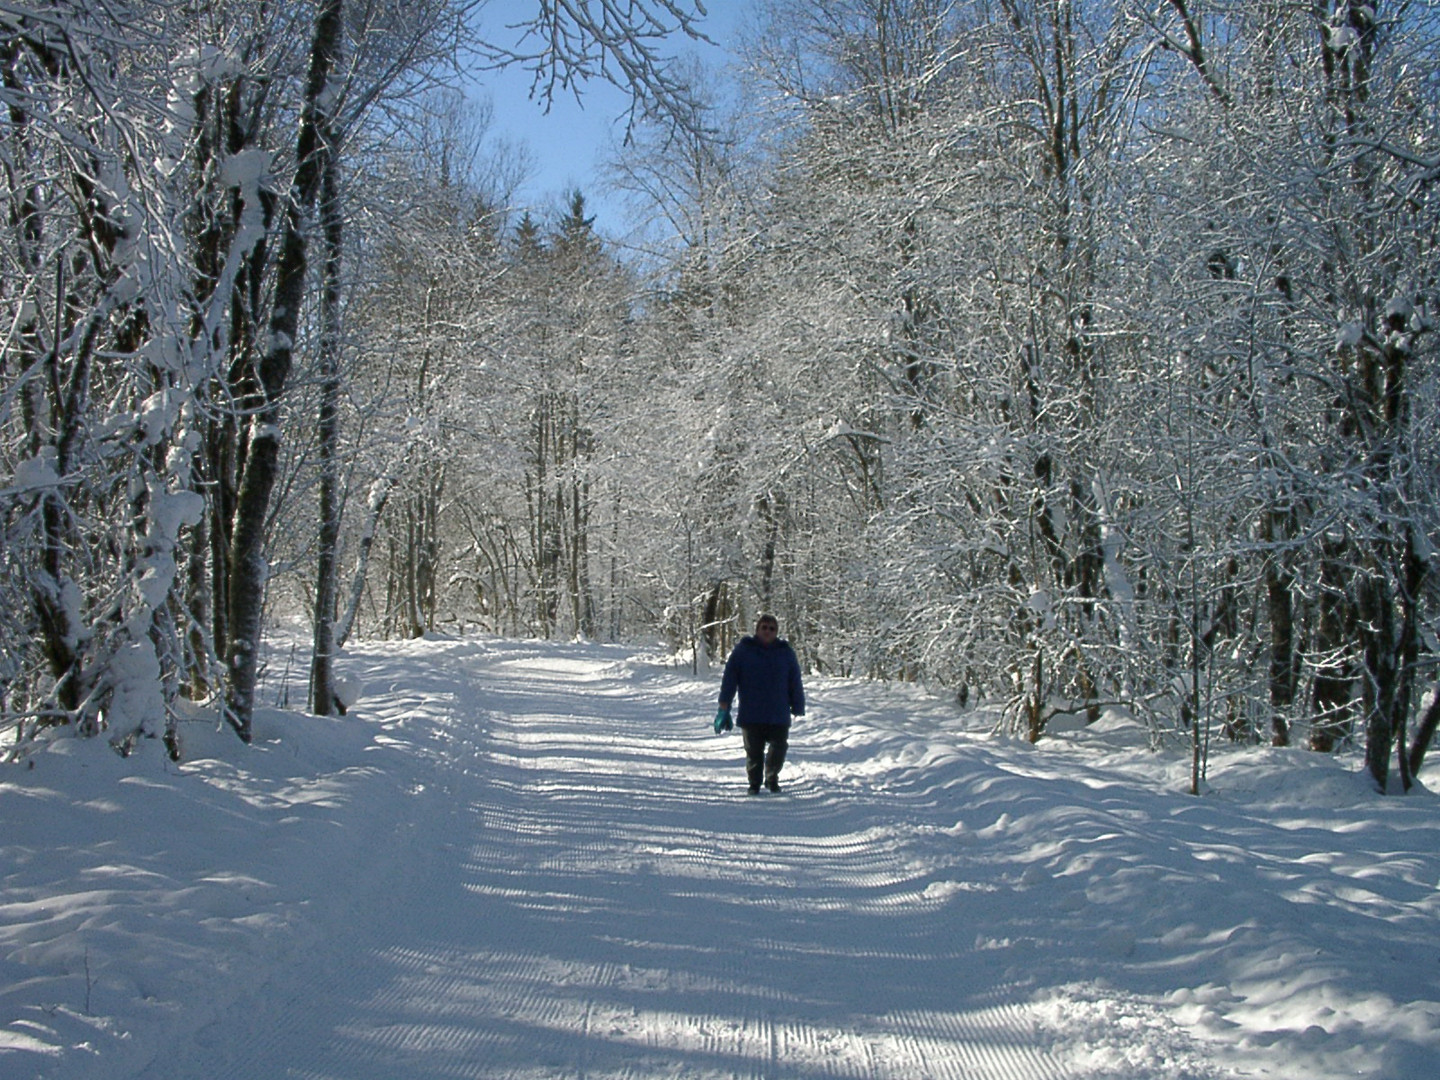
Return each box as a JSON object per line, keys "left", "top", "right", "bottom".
{"left": 755, "top": 614, "right": 778, "bottom": 630}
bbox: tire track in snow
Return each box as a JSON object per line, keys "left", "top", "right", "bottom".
{"left": 401, "top": 640, "right": 1068, "bottom": 1077}
{"left": 207, "top": 637, "right": 1076, "bottom": 1079}
{"left": 17, "top": 635, "right": 1439, "bottom": 1079}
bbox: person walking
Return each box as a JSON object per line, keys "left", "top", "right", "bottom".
{"left": 715, "top": 614, "right": 805, "bottom": 794}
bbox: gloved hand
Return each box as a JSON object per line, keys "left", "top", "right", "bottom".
{"left": 713, "top": 707, "right": 733, "bottom": 734}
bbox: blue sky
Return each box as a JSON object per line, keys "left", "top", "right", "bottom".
{"left": 469, "top": 1, "right": 743, "bottom": 233}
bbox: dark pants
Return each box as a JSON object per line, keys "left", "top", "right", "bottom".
{"left": 741, "top": 723, "right": 788, "bottom": 789}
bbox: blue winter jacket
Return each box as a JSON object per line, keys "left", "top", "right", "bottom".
{"left": 718, "top": 635, "right": 805, "bottom": 728}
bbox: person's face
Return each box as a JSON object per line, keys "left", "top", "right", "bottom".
{"left": 756, "top": 620, "right": 778, "bottom": 641}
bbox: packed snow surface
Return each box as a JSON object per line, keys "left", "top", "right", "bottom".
{"left": 3, "top": 636, "right": 1438, "bottom": 1079}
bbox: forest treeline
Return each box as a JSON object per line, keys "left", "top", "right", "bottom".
{"left": 3, "top": 1, "right": 1438, "bottom": 793}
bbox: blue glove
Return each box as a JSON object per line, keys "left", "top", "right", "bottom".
{"left": 713, "top": 707, "right": 733, "bottom": 734}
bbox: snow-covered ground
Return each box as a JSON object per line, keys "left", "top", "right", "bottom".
{"left": 3, "top": 635, "right": 1438, "bottom": 1079}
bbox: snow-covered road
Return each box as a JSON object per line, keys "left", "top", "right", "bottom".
{"left": 4, "top": 636, "right": 1439, "bottom": 1078}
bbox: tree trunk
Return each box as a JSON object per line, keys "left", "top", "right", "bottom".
{"left": 1408, "top": 685, "right": 1440, "bottom": 780}
{"left": 1310, "top": 537, "right": 1354, "bottom": 752}
{"left": 335, "top": 480, "right": 390, "bottom": 649}
{"left": 310, "top": 137, "right": 344, "bottom": 716}
{"left": 1358, "top": 568, "right": 1400, "bottom": 790}
{"left": 399, "top": 476, "right": 442, "bottom": 639}
{"left": 225, "top": 0, "right": 344, "bottom": 742}
{"left": 1262, "top": 505, "right": 1295, "bottom": 747}
{"left": 184, "top": 507, "right": 212, "bottom": 699}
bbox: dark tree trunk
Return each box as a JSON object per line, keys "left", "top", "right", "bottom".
{"left": 1408, "top": 687, "right": 1440, "bottom": 781}
{"left": 311, "top": 139, "right": 344, "bottom": 716}
{"left": 1310, "top": 537, "right": 1354, "bottom": 752}
{"left": 1263, "top": 507, "right": 1296, "bottom": 747}
{"left": 225, "top": 0, "right": 344, "bottom": 741}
